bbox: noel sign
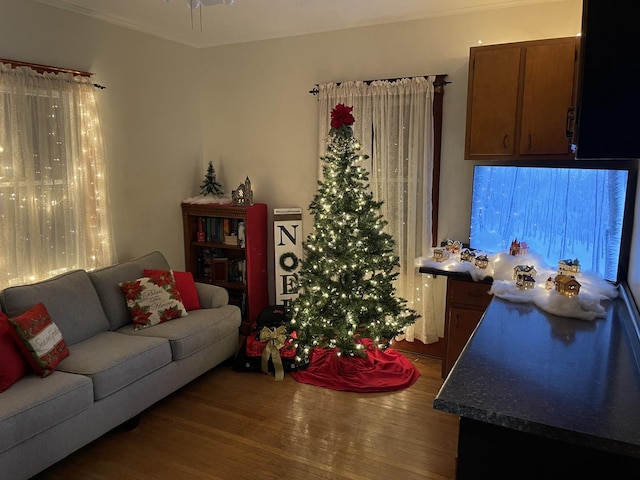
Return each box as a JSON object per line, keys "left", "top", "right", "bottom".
{"left": 273, "top": 208, "right": 303, "bottom": 308}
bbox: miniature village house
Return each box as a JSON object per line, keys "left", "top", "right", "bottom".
{"left": 516, "top": 275, "right": 536, "bottom": 290}
{"left": 474, "top": 254, "right": 489, "bottom": 269}
{"left": 460, "top": 248, "right": 476, "bottom": 263}
{"left": 509, "top": 239, "right": 529, "bottom": 256}
{"left": 558, "top": 258, "right": 581, "bottom": 275}
{"left": 554, "top": 274, "right": 582, "bottom": 297}
{"left": 432, "top": 248, "right": 450, "bottom": 262}
{"left": 545, "top": 276, "right": 554, "bottom": 290}
{"left": 513, "top": 265, "right": 537, "bottom": 281}
{"left": 443, "top": 239, "right": 463, "bottom": 254}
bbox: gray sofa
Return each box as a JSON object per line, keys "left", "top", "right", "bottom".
{"left": 0, "top": 251, "right": 241, "bottom": 480}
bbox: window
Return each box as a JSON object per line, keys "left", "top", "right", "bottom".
{"left": 470, "top": 165, "right": 630, "bottom": 282}
{"left": 0, "top": 63, "right": 114, "bottom": 288}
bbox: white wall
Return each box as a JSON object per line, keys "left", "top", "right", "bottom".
{"left": 1, "top": 0, "right": 203, "bottom": 269}
{"left": 198, "top": 0, "right": 583, "bottom": 299}
{"left": 1, "top": 0, "right": 583, "bottom": 302}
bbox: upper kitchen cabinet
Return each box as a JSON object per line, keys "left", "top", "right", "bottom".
{"left": 572, "top": 0, "right": 640, "bottom": 159}
{"left": 465, "top": 37, "right": 579, "bottom": 161}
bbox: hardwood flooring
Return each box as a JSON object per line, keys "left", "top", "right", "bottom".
{"left": 34, "top": 352, "right": 458, "bottom": 480}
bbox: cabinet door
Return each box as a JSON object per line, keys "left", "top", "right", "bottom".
{"left": 465, "top": 37, "right": 578, "bottom": 160}
{"left": 520, "top": 40, "right": 576, "bottom": 155}
{"left": 465, "top": 46, "right": 521, "bottom": 157}
{"left": 444, "top": 307, "right": 484, "bottom": 377}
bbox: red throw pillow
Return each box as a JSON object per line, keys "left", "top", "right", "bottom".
{"left": 0, "top": 312, "right": 28, "bottom": 392}
{"left": 144, "top": 269, "right": 201, "bottom": 311}
{"left": 8, "top": 303, "right": 69, "bottom": 377}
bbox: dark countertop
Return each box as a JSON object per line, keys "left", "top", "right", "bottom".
{"left": 419, "top": 265, "right": 493, "bottom": 283}
{"left": 434, "top": 287, "right": 640, "bottom": 459}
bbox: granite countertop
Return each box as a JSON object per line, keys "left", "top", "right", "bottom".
{"left": 434, "top": 288, "right": 640, "bottom": 458}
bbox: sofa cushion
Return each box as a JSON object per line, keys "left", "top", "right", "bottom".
{"left": 88, "top": 251, "right": 171, "bottom": 331}
{"left": 57, "top": 331, "right": 172, "bottom": 400}
{"left": 0, "top": 312, "right": 27, "bottom": 393}
{"left": 117, "top": 305, "right": 241, "bottom": 360}
{"left": 0, "top": 371, "right": 93, "bottom": 454}
{"left": 120, "top": 274, "right": 188, "bottom": 331}
{"left": 144, "top": 269, "right": 201, "bottom": 311}
{"left": 0, "top": 270, "right": 110, "bottom": 346}
{"left": 8, "top": 303, "right": 70, "bottom": 377}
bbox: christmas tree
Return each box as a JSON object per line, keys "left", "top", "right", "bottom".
{"left": 200, "top": 161, "right": 224, "bottom": 196}
{"left": 290, "top": 104, "right": 419, "bottom": 359}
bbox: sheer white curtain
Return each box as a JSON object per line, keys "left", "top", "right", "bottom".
{"left": 317, "top": 77, "right": 441, "bottom": 344}
{"left": 0, "top": 63, "right": 115, "bottom": 288}
{"left": 318, "top": 81, "right": 372, "bottom": 176}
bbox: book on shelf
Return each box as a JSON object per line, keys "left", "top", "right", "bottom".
{"left": 228, "top": 259, "right": 246, "bottom": 283}
{"left": 211, "top": 258, "right": 228, "bottom": 282}
{"left": 198, "top": 248, "right": 228, "bottom": 280}
{"left": 196, "top": 217, "right": 243, "bottom": 244}
{"left": 224, "top": 234, "right": 238, "bottom": 246}
{"left": 197, "top": 217, "right": 205, "bottom": 242}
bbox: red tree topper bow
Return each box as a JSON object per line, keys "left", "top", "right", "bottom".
{"left": 330, "top": 104, "right": 355, "bottom": 129}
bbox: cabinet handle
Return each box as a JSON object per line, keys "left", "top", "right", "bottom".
{"left": 455, "top": 314, "right": 461, "bottom": 328}
{"left": 467, "top": 291, "right": 485, "bottom": 298}
{"left": 566, "top": 106, "right": 576, "bottom": 139}
{"left": 527, "top": 134, "right": 532, "bottom": 151}
{"left": 502, "top": 134, "right": 508, "bottom": 148}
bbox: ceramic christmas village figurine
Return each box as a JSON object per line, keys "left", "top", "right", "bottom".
{"left": 558, "top": 258, "right": 581, "bottom": 276}
{"left": 553, "top": 258, "right": 581, "bottom": 296}
{"left": 513, "top": 265, "right": 537, "bottom": 281}
{"left": 443, "top": 239, "right": 463, "bottom": 254}
{"left": 545, "top": 277, "right": 554, "bottom": 291}
{"left": 509, "top": 238, "right": 529, "bottom": 256}
{"left": 554, "top": 274, "right": 582, "bottom": 296}
{"left": 232, "top": 177, "right": 254, "bottom": 205}
{"left": 513, "top": 265, "right": 537, "bottom": 290}
{"left": 432, "top": 248, "right": 450, "bottom": 262}
{"left": 460, "top": 248, "right": 476, "bottom": 263}
{"left": 474, "top": 254, "right": 489, "bottom": 269}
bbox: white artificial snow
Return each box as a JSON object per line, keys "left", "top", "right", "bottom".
{"left": 417, "top": 249, "right": 618, "bottom": 321}
{"left": 182, "top": 195, "right": 233, "bottom": 205}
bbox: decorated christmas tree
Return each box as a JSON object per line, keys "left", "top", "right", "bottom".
{"left": 200, "top": 161, "right": 224, "bottom": 196}
{"left": 290, "top": 104, "right": 419, "bottom": 360}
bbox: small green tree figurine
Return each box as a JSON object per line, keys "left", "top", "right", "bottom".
{"left": 290, "top": 104, "right": 419, "bottom": 359}
{"left": 200, "top": 161, "right": 224, "bottom": 196}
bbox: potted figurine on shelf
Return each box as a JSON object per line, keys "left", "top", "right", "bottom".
{"left": 238, "top": 221, "right": 245, "bottom": 248}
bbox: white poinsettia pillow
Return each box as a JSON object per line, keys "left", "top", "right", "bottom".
{"left": 120, "top": 271, "right": 188, "bottom": 330}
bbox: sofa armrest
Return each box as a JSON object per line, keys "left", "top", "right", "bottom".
{"left": 195, "top": 282, "right": 229, "bottom": 309}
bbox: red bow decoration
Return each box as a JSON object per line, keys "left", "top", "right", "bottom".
{"left": 330, "top": 103, "right": 355, "bottom": 129}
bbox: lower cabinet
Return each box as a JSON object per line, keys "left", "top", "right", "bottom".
{"left": 456, "top": 418, "right": 640, "bottom": 479}
{"left": 443, "top": 277, "right": 492, "bottom": 378}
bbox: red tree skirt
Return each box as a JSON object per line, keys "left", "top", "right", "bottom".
{"left": 290, "top": 338, "right": 420, "bottom": 393}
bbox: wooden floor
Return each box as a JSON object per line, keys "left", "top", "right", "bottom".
{"left": 34, "top": 353, "right": 459, "bottom": 480}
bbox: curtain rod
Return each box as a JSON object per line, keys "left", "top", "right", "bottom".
{"left": 309, "top": 74, "right": 449, "bottom": 95}
{"left": 0, "top": 58, "right": 106, "bottom": 90}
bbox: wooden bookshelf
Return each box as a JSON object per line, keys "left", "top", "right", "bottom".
{"left": 181, "top": 202, "right": 268, "bottom": 333}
